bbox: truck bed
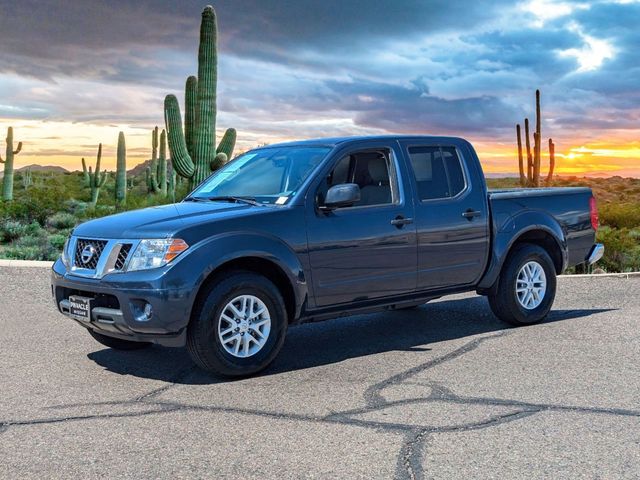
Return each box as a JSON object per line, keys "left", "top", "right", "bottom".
{"left": 487, "top": 187, "right": 595, "bottom": 267}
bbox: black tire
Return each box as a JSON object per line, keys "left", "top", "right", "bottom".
{"left": 88, "top": 329, "right": 152, "bottom": 350}
{"left": 488, "top": 243, "right": 557, "bottom": 326}
{"left": 186, "top": 271, "right": 288, "bottom": 377}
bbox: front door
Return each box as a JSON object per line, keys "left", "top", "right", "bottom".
{"left": 305, "top": 141, "right": 417, "bottom": 307}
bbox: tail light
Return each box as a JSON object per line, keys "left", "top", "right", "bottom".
{"left": 589, "top": 196, "right": 599, "bottom": 231}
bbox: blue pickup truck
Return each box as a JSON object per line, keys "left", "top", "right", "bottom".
{"left": 52, "top": 136, "right": 603, "bottom": 377}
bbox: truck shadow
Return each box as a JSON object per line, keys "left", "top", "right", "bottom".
{"left": 87, "top": 295, "right": 614, "bottom": 384}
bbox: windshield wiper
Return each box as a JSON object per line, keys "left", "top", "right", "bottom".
{"left": 206, "top": 195, "right": 262, "bottom": 206}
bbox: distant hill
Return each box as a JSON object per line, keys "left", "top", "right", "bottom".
{"left": 0, "top": 164, "right": 69, "bottom": 178}
{"left": 128, "top": 158, "right": 173, "bottom": 177}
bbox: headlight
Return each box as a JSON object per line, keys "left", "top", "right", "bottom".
{"left": 127, "top": 238, "right": 189, "bottom": 272}
{"left": 61, "top": 237, "right": 71, "bottom": 268}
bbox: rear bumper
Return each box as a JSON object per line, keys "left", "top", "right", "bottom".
{"left": 586, "top": 243, "right": 604, "bottom": 265}
{"left": 51, "top": 259, "right": 191, "bottom": 346}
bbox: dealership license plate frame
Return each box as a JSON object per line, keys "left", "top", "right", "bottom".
{"left": 68, "top": 295, "right": 92, "bottom": 322}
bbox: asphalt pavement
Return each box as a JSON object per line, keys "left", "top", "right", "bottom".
{"left": 0, "top": 266, "right": 638, "bottom": 479}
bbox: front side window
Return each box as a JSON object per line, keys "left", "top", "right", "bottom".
{"left": 408, "top": 146, "right": 466, "bottom": 201}
{"left": 318, "top": 149, "right": 397, "bottom": 208}
{"left": 190, "top": 146, "right": 330, "bottom": 205}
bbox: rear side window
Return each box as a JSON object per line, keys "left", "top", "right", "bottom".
{"left": 408, "top": 146, "right": 466, "bottom": 200}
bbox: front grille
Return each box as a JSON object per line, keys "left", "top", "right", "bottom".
{"left": 74, "top": 238, "right": 107, "bottom": 270}
{"left": 114, "top": 244, "right": 132, "bottom": 271}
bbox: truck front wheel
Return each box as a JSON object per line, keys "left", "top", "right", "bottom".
{"left": 488, "top": 244, "right": 557, "bottom": 326}
{"left": 187, "top": 271, "right": 288, "bottom": 377}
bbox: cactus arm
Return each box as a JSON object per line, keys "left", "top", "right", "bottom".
{"left": 533, "top": 89, "right": 541, "bottom": 187}
{"left": 13, "top": 142, "right": 22, "bottom": 155}
{"left": 546, "top": 138, "right": 555, "bottom": 186}
{"left": 95, "top": 143, "right": 102, "bottom": 180}
{"left": 516, "top": 124, "right": 525, "bottom": 187}
{"left": 524, "top": 118, "right": 532, "bottom": 186}
{"left": 164, "top": 94, "right": 195, "bottom": 179}
{"left": 81, "top": 157, "right": 90, "bottom": 185}
{"left": 185, "top": 76, "right": 197, "bottom": 157}
{"left": 159, "top": 129, "right": 168, "bottom": 196}
{"left": 0, "top": 154, "right": 3, "bottom": 163}
{"left": 216, "top": 128, "right": 236, "bottom": 159}
{"left": 211, "top": 152, "right": 227, "bottom": 170}
{"left": 99, "top": 171, "right": 108, "bottom": 187}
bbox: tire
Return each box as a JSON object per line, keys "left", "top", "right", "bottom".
{"left": 186, "top": 271, "right": 288, "bottom": 377}
{"left": 488, "top": 243, "right": 557, "bottom": 326}
{"left": 88, "top": 329, "right": 152, "bottom": 350}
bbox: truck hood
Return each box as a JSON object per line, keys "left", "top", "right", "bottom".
{"left": 72, "top": 201, "right": 257, "bottom": 239}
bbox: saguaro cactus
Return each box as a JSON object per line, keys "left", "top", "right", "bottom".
{"left": 0, "top": 127, "right": 23, "bottom": 201}
{"left": 87, "top": 144, "right": 108, "bottom": 205}
{"left": 533, "top": 89, "right": 542, "bottom": 186}
{"left": 115, "top": 132, "right": 127, "bottom": 207}
{"left": 524, "top": 118, "right": 532, "bottom": 184}
{"left": 546, "top": 138, "right": 555, "bottom": 185}
{"left": 164, "top": 5, "right": 237, "bottom": 189}
{"left": 81, "top": 158, "right": 91, "bottom": 186}
{"left": 22, "top": 167, "right": 32, "bottom": 189}
{"left": 148, "top": 127, "right": 169, "bottom": 195}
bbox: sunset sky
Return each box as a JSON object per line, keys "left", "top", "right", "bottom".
{"left": 1, "top": 0, "right": 639, "bottom": 176}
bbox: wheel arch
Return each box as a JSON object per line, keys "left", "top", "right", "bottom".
{"left": 477, "top": 211, "right": 567, "bottom": 292}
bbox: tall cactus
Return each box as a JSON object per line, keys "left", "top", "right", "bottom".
{"left": 516, "top": 124, "right": 525, "bottom": 187}
{"left": 164, "top": 5, "right": 237, "bottom": 189}
{"left": 533, "top": 89, "right": 542, "bottom": 186}
{"left": 115, "top": 132, "right": 127, "bottom": 207}
{"left": 87, "top": 144, "right": 108, "bottom": 205}
{"left": 546, "top": 138, "right": 555, "bottom": 186}
{"left": 0, "top": 127, "right": 23, "bottom": 201}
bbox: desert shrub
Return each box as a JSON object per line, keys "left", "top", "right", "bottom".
{"left": 63, "top": 199, "right": 89, "bottom": 217}
{"left": 0, "top": 220, "right": 28, "bottom": 242}
{"left": 46, "top": 212, "right": 77, "bottom": 230}
{"left": 2, "top": 230, "right": 59, "bottom": 261}
{"left": 599, "top": 203, "right": 640, "bottom": 229}
{"left": 596, "top": 226, "right": 640, "bottom": 272}
{"left": 48, "top": 233, "right": 68, "bottom": 251}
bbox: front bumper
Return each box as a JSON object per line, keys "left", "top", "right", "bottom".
{"left": 51, "top": 259, "right": 192, "bottom": 347}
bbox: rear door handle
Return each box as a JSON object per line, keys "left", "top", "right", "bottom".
{"left": 391, "top": 216, "right": 413, "bottom": 227}
{"left": 462, "top": 209, "right": 482, "bottom": 220}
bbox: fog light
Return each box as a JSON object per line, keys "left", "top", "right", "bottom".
{"left": 132, "top": 301, "right": 153, "bottom": 322}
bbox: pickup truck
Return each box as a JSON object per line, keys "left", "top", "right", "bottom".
{"left": 52, "top": 135, "right": 604, "bottom": 377}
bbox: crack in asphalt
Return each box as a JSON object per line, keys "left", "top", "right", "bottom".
{"left": 2, "top": 330, "right": 639, "bottom": 479}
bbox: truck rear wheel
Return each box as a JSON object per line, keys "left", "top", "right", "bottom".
{"left": 88, "top": 330, "right": 152, "bottom": 350}
{"left": 187, "top": 271, "right": 288, "bottom": 377}
{"left": 488, "top": 243, "right": 557, "bottom": 326}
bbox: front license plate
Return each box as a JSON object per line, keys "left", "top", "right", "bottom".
{"left": 68, "top": 295, "right": 92, "bottom": 321}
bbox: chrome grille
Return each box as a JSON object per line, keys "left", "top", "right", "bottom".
{"left": 114, "top": 244, "right": 132, "bottom": 271}
{"left": 73, "top": 238, "right": 107, "bottom": 270}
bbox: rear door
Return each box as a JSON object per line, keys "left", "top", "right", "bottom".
{"left": 304, "top": 140, "right": 417, "bottom": 307}
{"left": 399, "top": 139, "right": 489, "bottom": 290}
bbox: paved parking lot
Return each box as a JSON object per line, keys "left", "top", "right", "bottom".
{"left": 1, "top": 266, "right": 639, "bottom": 479}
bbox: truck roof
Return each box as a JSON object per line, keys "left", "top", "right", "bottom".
{"left": 260, "top": 135, "right": 467, "bottom": 148}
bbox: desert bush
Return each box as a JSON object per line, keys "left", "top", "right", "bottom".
{"left": 0, "top": 220, "right": 28, "bottom": 242}
{"left": 3, "top": 231, "right": 59, "bottom": 261}
{"left": 46, "top": 212, "right": 77, "bottom": 230}
{"left": 48, "top": 233, "right": 68, "bottom": 251}
{"left": 596, "top": 226, "right": 640, "bottom": 272}
{"left": 599, "top": 203, "right": 640, "bottom": 229}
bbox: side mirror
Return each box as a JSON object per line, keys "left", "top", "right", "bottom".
{"left": 322, "top": 183, "right": 361, "bottom": 210}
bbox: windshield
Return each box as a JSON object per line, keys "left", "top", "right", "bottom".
{"left": 189, "top": 146, "right": 331, "bottom": 205}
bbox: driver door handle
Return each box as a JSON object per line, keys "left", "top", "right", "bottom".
{"left": 391, "top": 216, "right": 413, "bottom": 227}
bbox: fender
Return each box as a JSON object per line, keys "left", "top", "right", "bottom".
{"left": 477, "top": 210, "right": 567, "bottom": 291}
{"left": 175, "top": 231, "right": 308, "bottom": 320}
